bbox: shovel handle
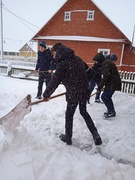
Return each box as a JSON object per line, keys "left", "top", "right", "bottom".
{"left": 29, "top": 92, "right": 66, "bottom": 106}
{"left": 90, "top": 88, "right": 104, "bottom": 97}
{"left": 29, "top": 88, "right": 104, "bottom": 106}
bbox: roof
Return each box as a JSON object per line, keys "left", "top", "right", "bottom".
{"left": 19, "top": 43, "right": 35, "bottom": 52}
{"left": 32, "top": 0, "right": 131, "bottom": 44}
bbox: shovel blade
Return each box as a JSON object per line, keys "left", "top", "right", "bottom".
{"left": 0, "top": 95, "right": 31, "bottom": 131}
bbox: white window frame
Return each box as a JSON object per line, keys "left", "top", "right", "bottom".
{"left": 86, "top": 10, "right": 95, "bottom": 21}
{"left": 64, "top": 11, "right": 71, "bottom": 21}
{"left": 98, "top": 49, "right": 110, "bottom": 57}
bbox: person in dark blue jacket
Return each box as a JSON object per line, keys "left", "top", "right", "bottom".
{"left": 34, "top": 41, "right": 54, "bottom": 99}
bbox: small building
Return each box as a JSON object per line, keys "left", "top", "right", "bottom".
{"left": 19, "top": 43, "right": 36, "bottom": 57}
{"left": 3, "top": 51, "right": 19, "bottom": 56}
{"left": 32, "top": 0, "right": 135, "bottom": 72}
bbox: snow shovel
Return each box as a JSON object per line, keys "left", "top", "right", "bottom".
{"left": 0, "top": 93, "right": 66, "bottom": 128}
{"left": 0, "top": 90, "right": 100, "bottom": 130}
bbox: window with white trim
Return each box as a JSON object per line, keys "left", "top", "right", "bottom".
{"left": 86, "top": 10, "right": 94, "bottom": 21}
{"left": 64, "top": 12, "right": 71, "bottom": 21}
{"left": 98, "top": 49, "right": 110, "bottom": 57}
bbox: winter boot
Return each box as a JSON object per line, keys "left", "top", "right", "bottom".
{"left": 92, "top": 131, "right": 102, "bottom": 146}
{"left": 35, "top": 95, "right": 42, "bottom": 99}
{"left": 59, "top": 134, "right": 72, "bottom": 145}
{"left": 104, "top": 111, "right": 116, "bottom": 118}
{"left": 95, "top": 99, "right": 102, "bottom": 103}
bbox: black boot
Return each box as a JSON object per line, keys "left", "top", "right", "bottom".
{"left": 104, "top": 111, "right": 116, "bottom": 118}
{"left": 92, "top": 131, "right": 102, "bottom": 146}
{"left": 59, "top": 134, "right": 72, "bottom": 145}
{"left": 35, "top": 95, "right": 42, "bottom": 99}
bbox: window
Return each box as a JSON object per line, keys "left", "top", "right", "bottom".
{"left": 98, "top": 49, "right": 110, "bottom": 57}
{"left": 86, "top": 10, "right": 94, "bottom": 21}
{"left": 64, "top": 12, "right": 71, "bottom": 21}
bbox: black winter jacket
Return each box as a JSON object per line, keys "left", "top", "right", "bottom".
{"left": 87, "top": 62, "right": 102, "bottom": 81}
{"left": 43, "top": 45, "right": 90, "bottom": 103}
{"left": 98, "top": 59, "right": 121, "bottom": 91}
{"left": 35, "top": 49, "right": 53, "bottom": 71}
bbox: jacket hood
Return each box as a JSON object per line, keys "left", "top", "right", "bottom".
{"left": 55, "top": 45, "right": 75, "bottom": 63}
{"left": 92, "top": 52, "right": 105, "bottom": 62}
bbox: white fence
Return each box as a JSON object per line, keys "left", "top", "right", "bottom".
{"left": 119, "top": 71, "right": 135, "bottom": 95}
{"left": 0, "top": 60, "right": 135, "bottom": 95}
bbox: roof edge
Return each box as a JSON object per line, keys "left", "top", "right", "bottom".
{"left": 33, "top": 35, "right": 127, "bottom": 43}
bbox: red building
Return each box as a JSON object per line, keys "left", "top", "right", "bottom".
{"left": 32, "top": 0, "right": 135, "bottom": 72}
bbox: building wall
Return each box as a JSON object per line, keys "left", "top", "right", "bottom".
{"left": 40, "top": 0, "right": 127, "bottom": 41}
{"left": 121, "top": 45, "right": 135, "bottom": 71}
{"left": 19, "top": 52, "right": 36, "bottom": 57}
{"left": 35, "top": 0, "right": 135, "bottom": 71}
{"left": 44, "top": 39, "right": 123, "bottom": 65}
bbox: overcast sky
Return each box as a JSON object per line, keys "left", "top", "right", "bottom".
{"left": 1, "top": 0, "right": 135, "bottom": 52}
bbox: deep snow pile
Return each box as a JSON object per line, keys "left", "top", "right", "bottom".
{"left": 0, "top": 75, "right": 135, "bottom": 180}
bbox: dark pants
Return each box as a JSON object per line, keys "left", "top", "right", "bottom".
{"left": 37, "top": 72, "right": 51, "bottom": 96}
{"left": 89, "top": 78, "right": 101, "bottom": 100}
{"left": 65, "top": 100, "right": 98, "bottom": 138}
{"left": 101, "top": 89, "right": 115, "bottom": 113}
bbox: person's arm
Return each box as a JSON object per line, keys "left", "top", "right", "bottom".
{"left": 46, "top": 49, "right": 54, "bottom": 73}
{"left": 98, "top": 61, "right": 111, "bottom": 90}
{"left": 43, "top": 62, "right": 65, "bottom": 98}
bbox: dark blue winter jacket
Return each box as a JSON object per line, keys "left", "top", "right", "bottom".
{"left": 35, "top": 49, "right": 54, "bottom": 71}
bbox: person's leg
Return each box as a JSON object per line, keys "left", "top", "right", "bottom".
{"left": 101, "top": 90, "right": 116, "bottom": 118}
{"left": 95, "top": 80, "right": 101, "bottom": 102}
{"left": 101, "top": 90, "right": 115, "bottom": 112}
{"left": 79, "top": 101, "right": 102, "bottom": 145}
{"left": 36, "top": 74, "right": 44, "bottom": 98}
{"left": 59, "top": 102, "right": 78, "bottom": 145}
{"left": 89, "top": 78, "right": 96, "bottom": 95}
{"left": 45, "top": 73, "right": 52, "bottom": 87}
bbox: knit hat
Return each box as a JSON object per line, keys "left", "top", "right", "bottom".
{"left": 110, "top": 54, "right": 118, "bottom": 61}
{"left": 39, "top": 41, "right": 46, "bottom": 48}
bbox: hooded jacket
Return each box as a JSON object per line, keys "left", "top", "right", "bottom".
{"left": 98, "top": 59, "right": 121, "bottom": 91}
{"left": 43, "top": 45, "right": 90, "bottom": 103}
{"left": 87, "top": 52, "right": 105, "bottom": 81}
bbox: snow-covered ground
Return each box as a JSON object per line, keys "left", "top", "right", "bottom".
{"left": 0, "top": 75, "right": 135, "bottom": 180}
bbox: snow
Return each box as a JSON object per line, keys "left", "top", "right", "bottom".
{"left": 34, "top": 35, "right": 126, "bottom": 43}
{"left": 0, "top": 75, "right": 135, "bottom": 180}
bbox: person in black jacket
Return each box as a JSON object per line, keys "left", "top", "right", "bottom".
{"left": 97, "top": 54, "right": 121, "bottom": 118}
{"left": 43, "top": 43, "right": 102, "bottom": 146}
{"left": 88, "top": 52, "right": 105, "bottom": 103}
{"left": 34, "top": 41, "right": 54, "bottom": 99}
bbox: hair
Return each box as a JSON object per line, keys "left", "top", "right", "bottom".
{"left": 51, "top": 42, "right": 62, "bottom": 52}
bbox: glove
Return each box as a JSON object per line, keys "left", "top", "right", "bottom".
{"left": 43, "top": 91, "right": 50, "bottom": 99}
{"left": 43, "top": 98, "right": 50, "bottom": 102}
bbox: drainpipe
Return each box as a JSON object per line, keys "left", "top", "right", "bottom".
{"left": 120, "top": 44, "right": 125, "bottom": 67}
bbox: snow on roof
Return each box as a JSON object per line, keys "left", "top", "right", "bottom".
{"left": 34, "top": 35, "right": 126, "bottom": 43}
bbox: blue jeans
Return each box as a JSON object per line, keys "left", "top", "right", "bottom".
{"left": 89, "top": 78, "right": 101, "bottom": 100}
{"left": 101, "top": 90, "right": 115, "bottom": 112}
